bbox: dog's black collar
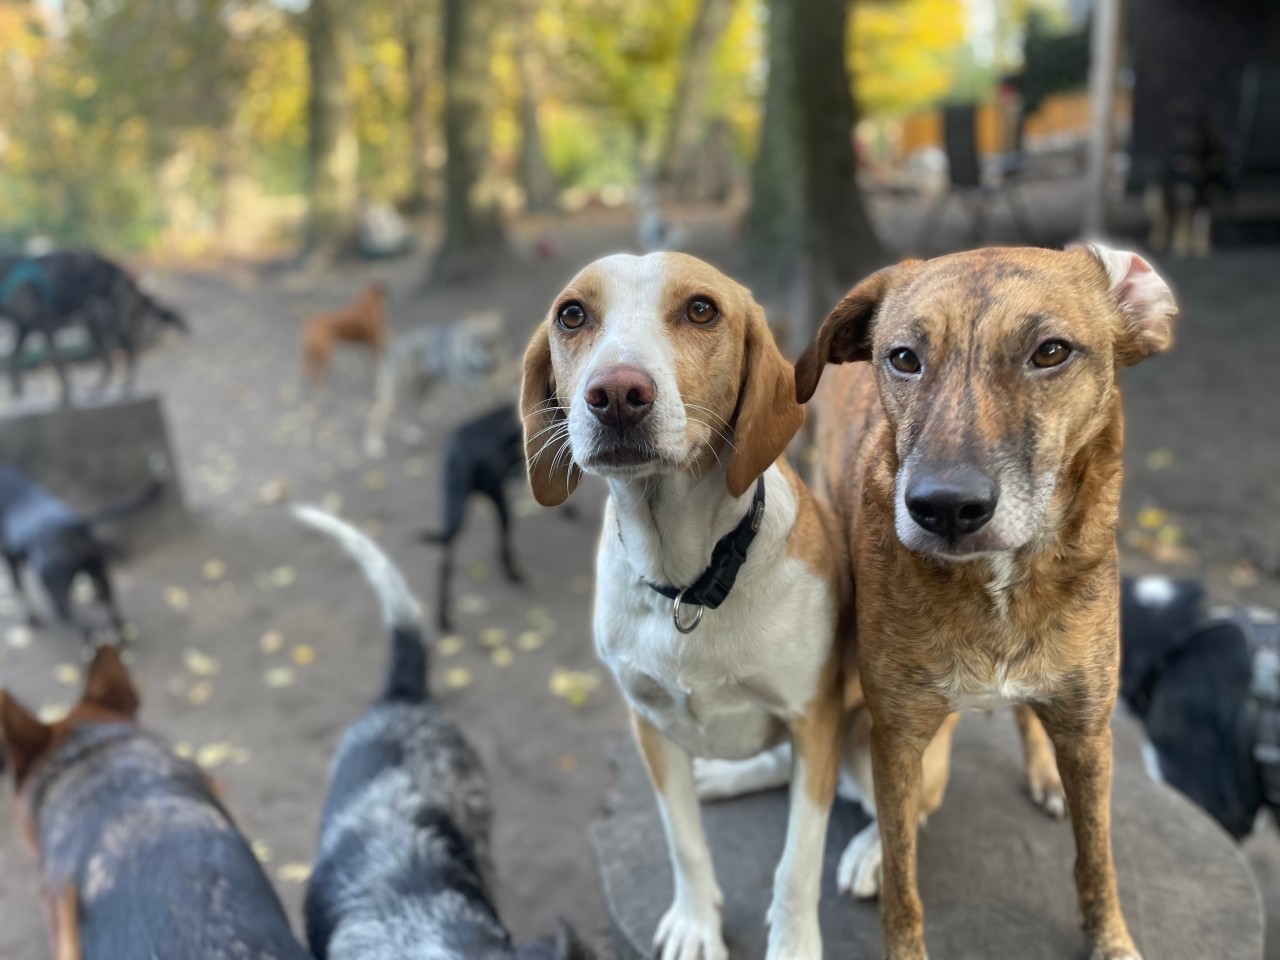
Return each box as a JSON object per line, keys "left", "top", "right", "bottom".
{"left": 640, "top": 475, "right": 766, "bottom": 633}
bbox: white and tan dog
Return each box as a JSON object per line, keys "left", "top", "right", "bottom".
{"left": 521, "top": 253, "right": 847, "bottom": 960}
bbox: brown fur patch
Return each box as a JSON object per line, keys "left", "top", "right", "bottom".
{"left": 301, "top": 283, "right": 387, "bottom": 384}
{"left": 53, "top": 885, "right": 81, "bottom": 960}
{"left": 631, "top": 709, "right": 667, "bottom": 794}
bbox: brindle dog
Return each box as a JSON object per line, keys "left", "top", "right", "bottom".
{"left": 793, "top": 244, "right": 1177, "bottom": 960}
{"left": 0, "top": 646, "right": 310, "bottom": 960}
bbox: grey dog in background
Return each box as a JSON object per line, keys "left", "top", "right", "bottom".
{"left": 293, "top": 505, "right": 594, "bottom": 960}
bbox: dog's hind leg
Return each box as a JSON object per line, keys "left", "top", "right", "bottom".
{"left": 82, "top": 558, "right": 126, "bottom": 644}
{"left": 364, "top": 364, "right": 396, "bottom": 458}
{"left": 4, "top": 552, "right": 41, "bottom": 626}
{"left": 9, "top": 326, "right": 29, "bottom": 398}
{"left": 1015, "top": 704, "right": 1066, "bottom": 818}
{"left": 482, "top": 478, "right": 522, "bottom": 584}
{"left": 694, "top": 744, "right": 793, "bottom": 801}
{"left": 43, "top": 329, "right": 72, "bottom": 405}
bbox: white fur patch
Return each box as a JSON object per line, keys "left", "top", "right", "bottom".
{"left": 1132, "top": 574, "right": 1177, "bottom": 608}
{"left": 836, "top": 821, "right": 883, "bottom": 899}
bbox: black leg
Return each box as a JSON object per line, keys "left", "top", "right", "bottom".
{"left": 483, "top": 481, "right": 521, "bottom": 584}
{"left": 44, "top": 328, "right": 72, "bottom": 406}
{"left": 9, "top": 326, "right": 29, "bottom": 398}
{"left": 84, "top": 559, "right": 126, "bottom": 644}
{"left": 437, "top": 546, "right": 454, "bottom": 633}
{"left": 3, "top": 553, "right": 39, "bottom": 626}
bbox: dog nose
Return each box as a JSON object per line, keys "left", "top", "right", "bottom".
{"left": 906, "top": 466, "right": 999, "bottom": 539}
{"left": 585, "top": 366, "right": 656, "bottom": 431}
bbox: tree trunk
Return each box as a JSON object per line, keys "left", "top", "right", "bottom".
{"left": 305, "top": 0, "right": 359, "bottom": 257}
{"left": 430, "top": 0, "right": 506, "bottom": 284}
{"left": 746, "top": 0, "right": 885, "bottom": 353}
{"left": 401, "top": 0, "right": 432, "bottom": 213}
{"left": 517, "top": 33, "right": 558, "bottom": 213}
{"left": 660, "top": 0, "right": 735, "bottom": 202}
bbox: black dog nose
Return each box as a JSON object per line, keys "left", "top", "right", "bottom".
{"left": 906, "top": 465, "right": 999, "bottom": 539}
{"left": 585, "top": 365, "right": 656, "bottom": 431}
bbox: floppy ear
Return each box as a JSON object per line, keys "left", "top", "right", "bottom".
{"left": 1075, "top": 243, "right": 1177, "bottom": 366}
{"left": 793, "top": 263, "right": 910, "bottom": 403}
{"left": 0, "top": 690, "right": 52, "bottom": 786}
{"left": 726, "top": 306, "right": 805, "bottom": 498}
{"left": 520, "top": 323, "right": 580, "bottom": 507}
{"left": 81, "top": 645, "right": 140, "bottom": 719}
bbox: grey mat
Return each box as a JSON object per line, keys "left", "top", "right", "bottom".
{"left": 592, "top": 713, "right": 1263, "bottom": 959}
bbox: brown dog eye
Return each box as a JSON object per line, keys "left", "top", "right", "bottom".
{"left": 557, "top": 302, "right": 586, "bottom": 330}
{"left": 1031, "top": 339, "right": 1071, "bottom": 368}
{"left": 685, "top": 298, "right": 718, "bottom": 324}
{"left": 888, "top": 347, "right": 921, "bottom": 375}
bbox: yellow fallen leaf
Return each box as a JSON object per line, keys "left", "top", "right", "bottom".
{"left": 1137, "top": 507, "right": 1167, "bottom": 531}
{"left": 364, "top": 470, "right": 387, "bottom": 491}
{"left": 320, "top": 492, "right": 344, "bottom": 514}
{"left": 196, "top": 742, "right": 233, "bottom": 769}
{"left": 183, "top": 649, "right": 220, "bottom": 677}
{"left": 53, "top": 664, "right": 82, "bottom": 687}
{"left": 490, "top": 647, "right": 513, "bottom": 667}
{"left": 121, "top": 623, "right": 140, "bottom": 644}
{"left": 444, "top": 667, "right": 473, "bottom": 690}
{"left": 469, "top": 562, "right": 490, "bottom": 582}
{"left": 252, "top": 841, "right": 272, "bottom": 863}
{"left": 516, "top": 631, "right": 544, "bottom": 652}
{"left": 438, "top": 635, "right": 465, "bottom": 657}
{"left": 259, "top": 630, "right": 285, "bottom": 654}
{"left": 174, "top": 742, "right": 194, "bottom": 759}
{"left": 361, "top": 519, "right": 383, "bottom": 537}
{"left": 264, "top": 666, "right": 296, "bottom": 689}
{"left": 164, "top": 586, "right": 191, "bottom": 612}
{"left": 1155, "top": 524, "right": 1181, "bottom": 546}
{"left": 38, "top": 703, "right": 70, "bottom": 724}
{"left": 186, "top": 680, "right": 214, "bottom": 707}
{"left": 5, "top": 625, "right": 32, "bottom": 649}
{"left": 277, "top": 863, "right": 312, "bottom": 884}
{"left": 559, "top": 754, "right": 578, "bottom": 773}
{"left": 202, "top": 560, "right": 227, "bottom": 582}
{"left": 549, "top": 668, "right": 600, "bottom": 707}
{"left": 1229, "top": 560, "right": 1260, "bottom": 589}
{"left": 291, "top": 644, "right": 316, "bottom": 666}
{"left": 458, "top": 594, "right": 489, "bottom": 616}
{"left": 1145, "top": 449, "right": 1175, "bottom": 471}
{"left": 229, "top": 746, "right": 252, "bottom": 765}
{"left": 480, "top": 628, "right": 506, "bottom": 648}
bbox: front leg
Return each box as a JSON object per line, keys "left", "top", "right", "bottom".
{"left": 1040, "top": 717, "right": 1140, "bottom": 960}
{"left": 767, "top": 690, "right": 842, "bottom": 960}
{"left": 1015, "top": 704, "right": 1066, "bottom": 818}
{"left": 631, "top": 710, "right": 728, "bottom": 960}
{"left": 870, "top": 710, "right": 948, "bottom": 960}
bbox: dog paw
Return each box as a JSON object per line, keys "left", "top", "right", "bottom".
{"left": 765, "top": 915, "right": 821, "bottom": 960}
{"left": 654, "top": 900, "right": 728, "bottom": 960}
{"left": 693, "top": 757, "right": 756, "bottom": 801}
{"left": 1028, "top": 771, "right": 1068, "bottom": 820}
{"left": 836, "top": 821, "right": 882, "bottom": 899}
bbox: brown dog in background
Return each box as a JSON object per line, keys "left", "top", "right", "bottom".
{"left": 793, "top": 244, "right": 1176, "bottom": 960}
{"left": 0, "top": 646, "right": 310, "bottom": 960}
{"left": 302, "top": 282, "right": 388, "bottom": 384}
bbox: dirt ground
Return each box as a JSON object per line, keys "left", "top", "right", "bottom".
{"left": 0, "top": 187, "right": 1277, "bottom": 960}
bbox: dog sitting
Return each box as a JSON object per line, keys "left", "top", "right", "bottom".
{"left": 364, "top": 310, "right": 508, "bottom": 459}
{"left": 1145, "top": 103, "right": 1228, "bottom": 259}
{"left": 521, "top": 253, "right": 844, "bottom": 960}
{"left": 302, "top": 282, "right": 388, "bottom": 385}
{"left": 0, "top": 463, "right": 161, "bottom": 646}
{"left": 785, "top": 244, "right": 1177, "bottom": 960}
{"left": 0, "top": 645, "right": 311, "bottom": 960}
{"left": 293, "top": 506, "right": 594, "bottom": 960}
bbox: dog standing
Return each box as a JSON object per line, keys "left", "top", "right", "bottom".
{"left": 0, "top": 645, "right": 310, "bottom": 960}
{"left": 790, "top": 244, "right": 1177, "bottom": 959}
{"left": 301, "top": 282, "right": 388, "bottom": 386}
{"left": 294, "top": 506, "right": 594, "bottom": 960}
{"left": 363, "top": 311, "right": 507, "bottom": 459}
{"left": 522, "top": 253, "right": 845, "bottom": 960}
{"left": 0, "top": 463, "right": 161, "bottom": 646}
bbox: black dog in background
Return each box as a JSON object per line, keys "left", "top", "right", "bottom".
{"left": 0, "top": 463, "right": 162, "bottom": 646}
{"left": 294, "top": 506, "right": 593, "bottom": 960}
{"left": 0, "top": 250, "right": 186, "bottom": 402}
{"left": 1121, "top": 574, "right": 1277, "bottom": 838}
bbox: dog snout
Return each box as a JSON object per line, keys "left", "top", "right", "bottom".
{"left": 905, "top": 464, "right": 999, "bottom": 540}
{"left": 585, "top": 365, "right": 656, "bottom": 432}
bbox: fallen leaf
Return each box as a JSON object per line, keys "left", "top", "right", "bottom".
{"left": 469, "top": 562, "right": 490, "bottom": 582}
{"left": 196, "top": 742, "right": 233, "bottom": 769}
{"left": 278, "top": 863, "right": 312, "bottom": 884}
{"left": 361, "top": 519, "right": 383, "bottom": 537}
{"left": 364, "top": 470, "right": 387, "bottom": 491}
{"left": 164, "top": 586, "right": 191, "bottom": 612}
{"left": 458, "top": 594, "right": 489, "bottom": 616}
{"left": 5, "top": 625, "right": 32, "bottom": 649}
{"left": 251, "top": 841, "right": 272, "bottom": 863}
{"left": 264, "top": 666, "right": 296, "bottom": 688}
{"left": 320, "top": 491, "right": 344, "bottom": 514}
{"left": 121, "top": 622, "right": 140, "bottom": 644}
{"left": 53, "top": 664, "right": 82, "bottom": 687}
{"left": 1137, "top": 507, "right": 1167, "bottom": 532}
{"left": 514, "top": 498, "right": 540, "bottom": 518}
{"left": 1145, "top": 449, "right": 1175, "bottom": 471}
{"left": 291, "top": 644, "right": 316, "bottom": 666}
{"left": 202, "top": 559, "right": 227, "bottom": 582}
{"left": 402, "top": 458, "right": 428, "bottom": 478}
{"left": 1229, "top": 560, "right": 1260, "bottom": 589}
{"left": 259, "top": 630, "right": 285, "bottom": 654}
{"left": 38, "top": 703, "right": 70, "bottom": 724}
{"left": 549, "top": 668, "right": 600, "bottom": 707}
{"left": 516, "top": 631, "right": 544, "bottom": 652}
{"left": 559, "top": 754, "right": 578, "bottom": 773}
{"left": 258, "top": 476, "right": 291, "bottom": 504}
{"left": 480, "top": 628, "right": 507, "bottom": 648}
{"left": 438, "top": 635, "right": 465, "bottom": 657}
{"left": 174, "top": 742, "right": 194, "bottom": 759}
{"left": 444, "top": 667, "right": 474, "bottom": 690}
{"left": 1155, "top": 524, "right": 1181, "bottom": 546}
{"left": 490, "top": 647, "right": 513, "bottom": 667}
{"left": 183, "top": 649, "right": 221, "bottom": 677}
{"left": 186, "top": 680, "right": 214, "bottom": 706}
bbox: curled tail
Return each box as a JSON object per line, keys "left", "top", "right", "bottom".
{"left": 291, "top": 505, "right": 428, "bottom": 702}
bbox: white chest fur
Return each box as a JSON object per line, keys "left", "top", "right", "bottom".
{"left": 593, "top": 467, "right": 835, "bottom": 760}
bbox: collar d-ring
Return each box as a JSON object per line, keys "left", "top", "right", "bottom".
{"left": 672, "top": 589, "right": 704, "bottom": 634}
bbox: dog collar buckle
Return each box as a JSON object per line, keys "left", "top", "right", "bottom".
{"left": 672, "top": 589, "right": 704, "bottom": 634}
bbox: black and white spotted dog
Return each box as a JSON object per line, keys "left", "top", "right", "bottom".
{"left": 363, "top": 311, "right": 509, "bottom": 459}
{"left": 293, "top": 506, "right": 593, "bottom": 960}
{"left": 1121, "top": 574, "right": 1280, "bottom": 839}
